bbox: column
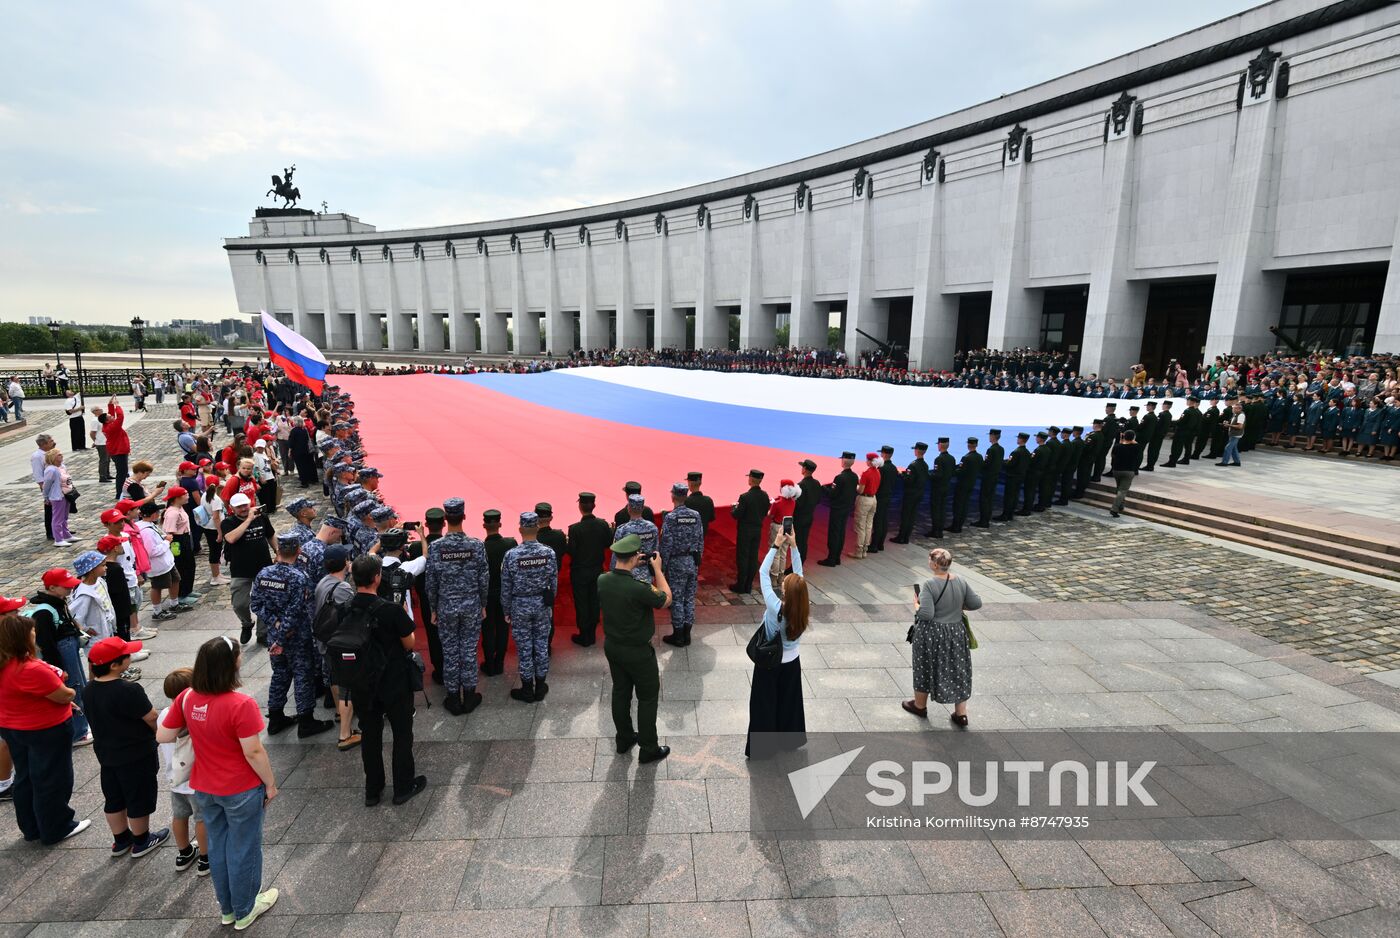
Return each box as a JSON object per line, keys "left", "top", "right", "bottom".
{"left": 256, "top": 254, "right": 274, "bottom": 318}
{"left": 543, "top": 233, "right": 568, "bottom": 354}
{"left": 987, "top": 127, "right": 1038, "bottom": 350}
{"left": 288, "top": 252, "right": 324, "bottom": 346}
{"left": 653, "top": 216, "right": 683, "bottom": 350}
{"left": 789, "top": 184, "right": 824, "bottom": 349}
{"left": 909, "top": 153, "right": 959, "bottom": 370}
{"left": 1205, "top": 51, "right": 1286, "bottom": 361}
{"left": 615, "top": 224, "right": 645, "bottom": 349}
{"left": 479, "top": 239, "right": 507, "bottom": 354}
{"left": 694, "top": 207, "right": 725, "bottom": 348}
{"left": 352, "top": 250, "right": 382, "bottom": 352}
{"left": 738, "top": 196, "right": 773, "bottom": 348}
{"left": 383, "top": 247, "right": 412, "bottom": 351}
{"left": 1375, "top": 211, "right": 1400, "bottom": 353}
{"left": 844, "top": 170, "right": 878, "bottom": 360}
{"left": 578, "top": 228, "right": 607, "bottom": 350}
{"left": 512, "top": 239, "right": 540, "bottom": 355}
{"left": 1080, "top": 99, "right": 1150, "bottom": 379}
{"left": 416, "top": 245, "right": 444, "bottom": 352}
{"left": 445, "top": 243, "right": 469, "bottom": 354}
{"left": 320, "top": 252, "right": 351, "bottom": 351}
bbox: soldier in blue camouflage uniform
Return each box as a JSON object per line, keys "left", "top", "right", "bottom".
{"left": 426, "top": 497, "right": 489, "bottom": 715}
{"left": 369, "top": 504, "right": 399, "bottom": 539}
{"left": 251, "top": 534, "right": 334, "bottom": 738}
{"left": 297, "top": 516, "right": 346, "bottom": 581}
{"left": 349, "top": 498, "right": 380, "bottom": 556}
{"left": 659, "top": 482, "right": 704, "bottom": 647}
{"left": 335, "top": 482, "right": 365, "bottom": 520}
{"left": 357, "top": 466, "right": 383, "bottom": 499}
{"left": 328, "top": 464, "right": 355, "bottom": 515}
{"left": 284, "top": 497, "right": 319, "bottom": 549}
{"left": 502, "top": 511, "right": 559, "bottom": 702}
{"left": 612, "top": 494, "right": 659, "bottom": 584}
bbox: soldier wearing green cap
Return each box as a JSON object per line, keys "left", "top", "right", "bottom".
{"left": 598, "top": 533, "right": 673, "bottom": 765}
{"left": 480, "top": 509, "right": 516, "bottom": 676}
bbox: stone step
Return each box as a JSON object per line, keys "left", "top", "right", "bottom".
{"left": 1078, "top": 490, "right": 1400, "bottom": 582}
{"left": 1085, "top": 479, "right": 1400, "bottom": 559}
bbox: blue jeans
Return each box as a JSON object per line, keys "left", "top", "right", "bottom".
{"left": 9, "top": 398, "right": 21, "bottom": 420}
{"left": 195, "top": 785, "right": 266, "bottom": 920}
{"left": 56, "top": 637, "right": 90, "bottom": 740}
{"left": 1221, "top": 437, "right": 1241, "bottom": 466}
{"left": 0, "top": 719, "right": 76, "bottom": 844}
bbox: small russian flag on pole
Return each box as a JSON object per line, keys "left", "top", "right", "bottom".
{"left": 260, "top": 311, "right": 330, "bottom": 394}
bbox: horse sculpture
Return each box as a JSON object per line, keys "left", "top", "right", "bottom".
{"left": 265, "top": 165, "right": 300, "bottom": 208}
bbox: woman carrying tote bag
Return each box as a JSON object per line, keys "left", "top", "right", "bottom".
{"left": 903, "top": 548, "right": 982, "bottom": 727}
{"left": 745, "top": 531, "right": 810, "bottom": 759}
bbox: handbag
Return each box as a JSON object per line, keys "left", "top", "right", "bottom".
{"left": 169, "top": 692, "right": 195, "bottom": 788}
{"left": 963, "top": 612, "right": 979, "bottom": 650}
{"left": 907, "top": 578, "right": 951, "bottom": 643}
{"left": 746, "top": 621, "right": 783, "bottom": 669}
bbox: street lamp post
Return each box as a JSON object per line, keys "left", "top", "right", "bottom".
{"left": 72, "top": 340, "right": 84, "bottom": 401}
{"left": 130, "top": 316, "right": 146, "bottom": 372}
{"left": 47, "top": 322, "right": 62, "bottom": 368}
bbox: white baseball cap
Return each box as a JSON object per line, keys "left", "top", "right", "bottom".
{"left": 229, "top": 493, "right": 251, "bottom": 507}
{"left": 253, "top": 439, "right": 268, "bottom": 448}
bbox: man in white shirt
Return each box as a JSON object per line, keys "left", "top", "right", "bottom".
{"left": 6, "top": 378, "right": 24, "bottom": 421}
{"left": 88, "top": 409, "right": 112, "bottom": 483}
{"left": 64, "top": 390, "right": 86, "bottom": 451}
{"left": 31, "top": 434, "right": 57, "bottom": 541}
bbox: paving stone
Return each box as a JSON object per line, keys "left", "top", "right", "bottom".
{"left": 410, "top": 783, "right": 512, "bottom": 840}
{"left": 280, "top": 786, "right": 430, "bottom": 843}
{"left": 1077, "top": 835, "right": 1201, "bottom": 886}
{"left": 887, "top": 893, "right": 1004, "bottom": 937}
{"left": 393, "top": 909, "right": 550, "bottom": 936}
{"left": 1313, "top": 907, "right": 1396, "bottom": 938}
{"left": 991, "top": 837, "right": 1111, "bottom": 888}
{"left": 478, "top": 737, "right": 598, "bottom": 784}
{"left": 29, "top": 921, "right": 199, "bottom": 938}
{"left": 628, "top": 779, "right": 713, "bottom": 834}
{"left": 691, "top": 832, "right": 790, "bottom": 901}
{"left": 601, "top": 834, "right": 698, "bottom": 904}
{"left": 648, "top": 901, "right": 752, "bottom": 938}
{"left": 499, "top": 781, "right": 628, "bottom": 837}
{"left": 1075, "top": 886, "right": 1175, "bottom": 938}
{"left": 1329, "top": 854, "right": 1400, "bottom": 910}
{"left": 904, "top": 837, "right": 1021, "bottom": 893}
{"left": 546, "top": 905, "right": 649, "bottom": 938}
{"left": 456, "top": 836, "right": 603, "bottom": 909}
{"left": 1215, "top": 840, "right": 1374, "bottom": 923}
{"left": 281, "top": 914, "right": 399, "bottom": 938}
{"left": 1134, "top": 883, "right": 1249, "bottom": 938}
{"left": 266, "top": 841, "right": 385, "bottom": 916}
{"left": 981, "top": 889, "right": 1108, "bottom": 937}
{"left": 744, "top": 897, "right": 899, "bottom": 937}
{"left": 1185, "top": 885, "right": 1322, "bottom": 937}
{"left": 355, "top": 840, "right": 469, "bottom": 912}
{"left": 778, "top": 839, "right": 928, "bottom": 898}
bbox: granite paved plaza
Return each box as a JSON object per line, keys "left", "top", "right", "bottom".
{"left": 2, "top": 403, "right": 1399, "bottom": 936}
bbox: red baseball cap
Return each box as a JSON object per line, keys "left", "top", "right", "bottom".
{"left": 205, "top": 474, "right": 219, "bottom": 488}
{"left": 165, "top": 486, "right": 188, "bottom": 501}
{"left": 0, "top": 596, "right": 27, "bottom": 614}
{"left": 114, "top": 499, "right": 139, "bottom": 514}
{"left": 96, "top": 534, "right": 128, "bottom": 554}
{"left": 178, "top": 461, "right": 197, "bottom": 473}
{"left": 100, "top": 508, "right": 126, "bottom": 525}
{"left": 87, "top": 637, "right": 142, "bottom": 666}
{"left": 214, "top": 461, "right": 229, "bottom": 471}
{"left": 41, "top": 568, "right": 81, "bottom": 590}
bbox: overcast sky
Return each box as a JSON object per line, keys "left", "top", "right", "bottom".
{"left": 0, "top": 0, "right": 1258, "bottom": 326}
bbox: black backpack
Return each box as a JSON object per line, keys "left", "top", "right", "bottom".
{"left": 325, "top": 598, "right": 388, "bottom": 696}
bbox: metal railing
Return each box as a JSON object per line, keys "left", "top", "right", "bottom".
{"left": 2, "top": 368, "right": 198, "bottom": 400}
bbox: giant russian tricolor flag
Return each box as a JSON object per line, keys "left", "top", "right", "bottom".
{"left": 261, "top": 311, "right": 329, "bottom": 393}
{"left": 334, "top": 366, "right": 1131, "bottom": 531}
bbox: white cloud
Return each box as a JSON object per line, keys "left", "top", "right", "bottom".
{"left": 3, "top": 199, "right": 97, "bottom": 216}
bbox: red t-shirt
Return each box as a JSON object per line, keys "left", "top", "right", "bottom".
{"left": 162, "top": 689, "right": 265, "bottom": 796}
{"left": 767, "top": 496, "right": 796, "bottom": 525}
{"left": 104, "top": 404, "right": 131, "bottom": 456}
{"left": 859, "top": 466, "right": 881, "bottom": 496}
{"left": 220, "top": 475, "right": 260, "bottom": 505}
{"left": 0, "top": 658, "right": 72, "bottom": 731}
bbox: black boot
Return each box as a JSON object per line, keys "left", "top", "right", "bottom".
{"left": 442, "top": 689, "right": 466, "bottom": 716}
{"left": 462, "top": 688, "right": 483, "bottom": 713}
{"left": 296, "top": 712, "right": 334, "bottom": 738}
{"left": 662, "top": 631, "right": 685, "bottom": 647}
{"left": 680, "top": 628, "right": 692, "bottom": 647}
{"left": 266, "top": 711, "right": 295, "bottom": 736}
{"left": 533, "top": 680, "right": 549, "bottom": 702}
{"left": 510, "top": 679, "right": 536, "bottom": 703}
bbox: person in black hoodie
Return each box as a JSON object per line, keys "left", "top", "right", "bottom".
{"left": 29, "top": 568, "right": 92, "bottom": 746}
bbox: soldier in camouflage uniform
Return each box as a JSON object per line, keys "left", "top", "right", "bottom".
{"left": 330, "top": 465, "right": 357, "bottom": 516}
{"left": 284, "top": 496, "right": 319, "bottom": 549}
{"left": 659, "top": 482, "right": 704, "bottom": 648}
{"left": 502, "top": 511, "right": 559, "bottom": 703}
{"left": 426, "top": 497, "right": 489, "bottom": 715}
{"left": 612, "top": 494, "right": 659, "bottom": 584}
{"left": 348, "top": 498, "right": 380, "bottom": 556}
{"left": 335, "top": 482, "right": 364, "bottom": 520}
{"left": 297, "top": 516, "right": 346, "bottom": 582}
{"left": 252, "top": 534, "right": 333, "bottom": 738}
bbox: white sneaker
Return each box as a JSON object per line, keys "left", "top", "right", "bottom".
{"left": 63, "top": 818, "right": 92, "bottom": 841}
{"left": 234, "top": 889, "right": 278, "bottom": 930}
{"left": 132, "top": 628, "right": 159, "bottom": 640}
{"left": 129, "top": 650, "right": 150, "bottom": 662}
{"left": 54, "top": 539, "right": 74, "bottom": 547}
{"left": 73, "top": 733, "right": 94, "bottom": 747}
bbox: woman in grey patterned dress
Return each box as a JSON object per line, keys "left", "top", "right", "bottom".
{"left": 902, "top": 548, "right": 981, "bottom": 727}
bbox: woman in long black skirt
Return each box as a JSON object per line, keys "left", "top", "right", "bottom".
{"left": 746, "top": 531, "right": 809, "bottom": 759}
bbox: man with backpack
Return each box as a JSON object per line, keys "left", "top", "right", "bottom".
{"left": 334, "top": 555, "right": 426, "bottom": 807}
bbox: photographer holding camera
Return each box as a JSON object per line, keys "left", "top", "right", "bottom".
{"left": 221, "top": 493, "right": 274, "bottom": 645}
{"left": 598, "top": 535, "right": 672, "bottom": 765}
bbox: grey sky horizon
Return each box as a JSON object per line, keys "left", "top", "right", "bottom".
{"left": 0, "top": 0, "right": 1258, "bottom": 327}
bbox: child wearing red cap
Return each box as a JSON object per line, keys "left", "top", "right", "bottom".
{"left": 162, "top": 487, "right": 198, "bottom": 608}
{"left": 82, "top": 636, "right": 169, "bottom": 859}
{"left": 196, "top": 476, "right": 228, "bottom": 586}
{"left": 136, "top": 503, "right": 180, "bottom": 622}
{"left": 28, "top": 568, "right": 91, "bottom": 745}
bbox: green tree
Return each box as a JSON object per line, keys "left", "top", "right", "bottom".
{"left": 774, "top": 324, "right": 790, "bottom": 347}
{"left": 827, "top": 326, "right": 842, "bottom": 350}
